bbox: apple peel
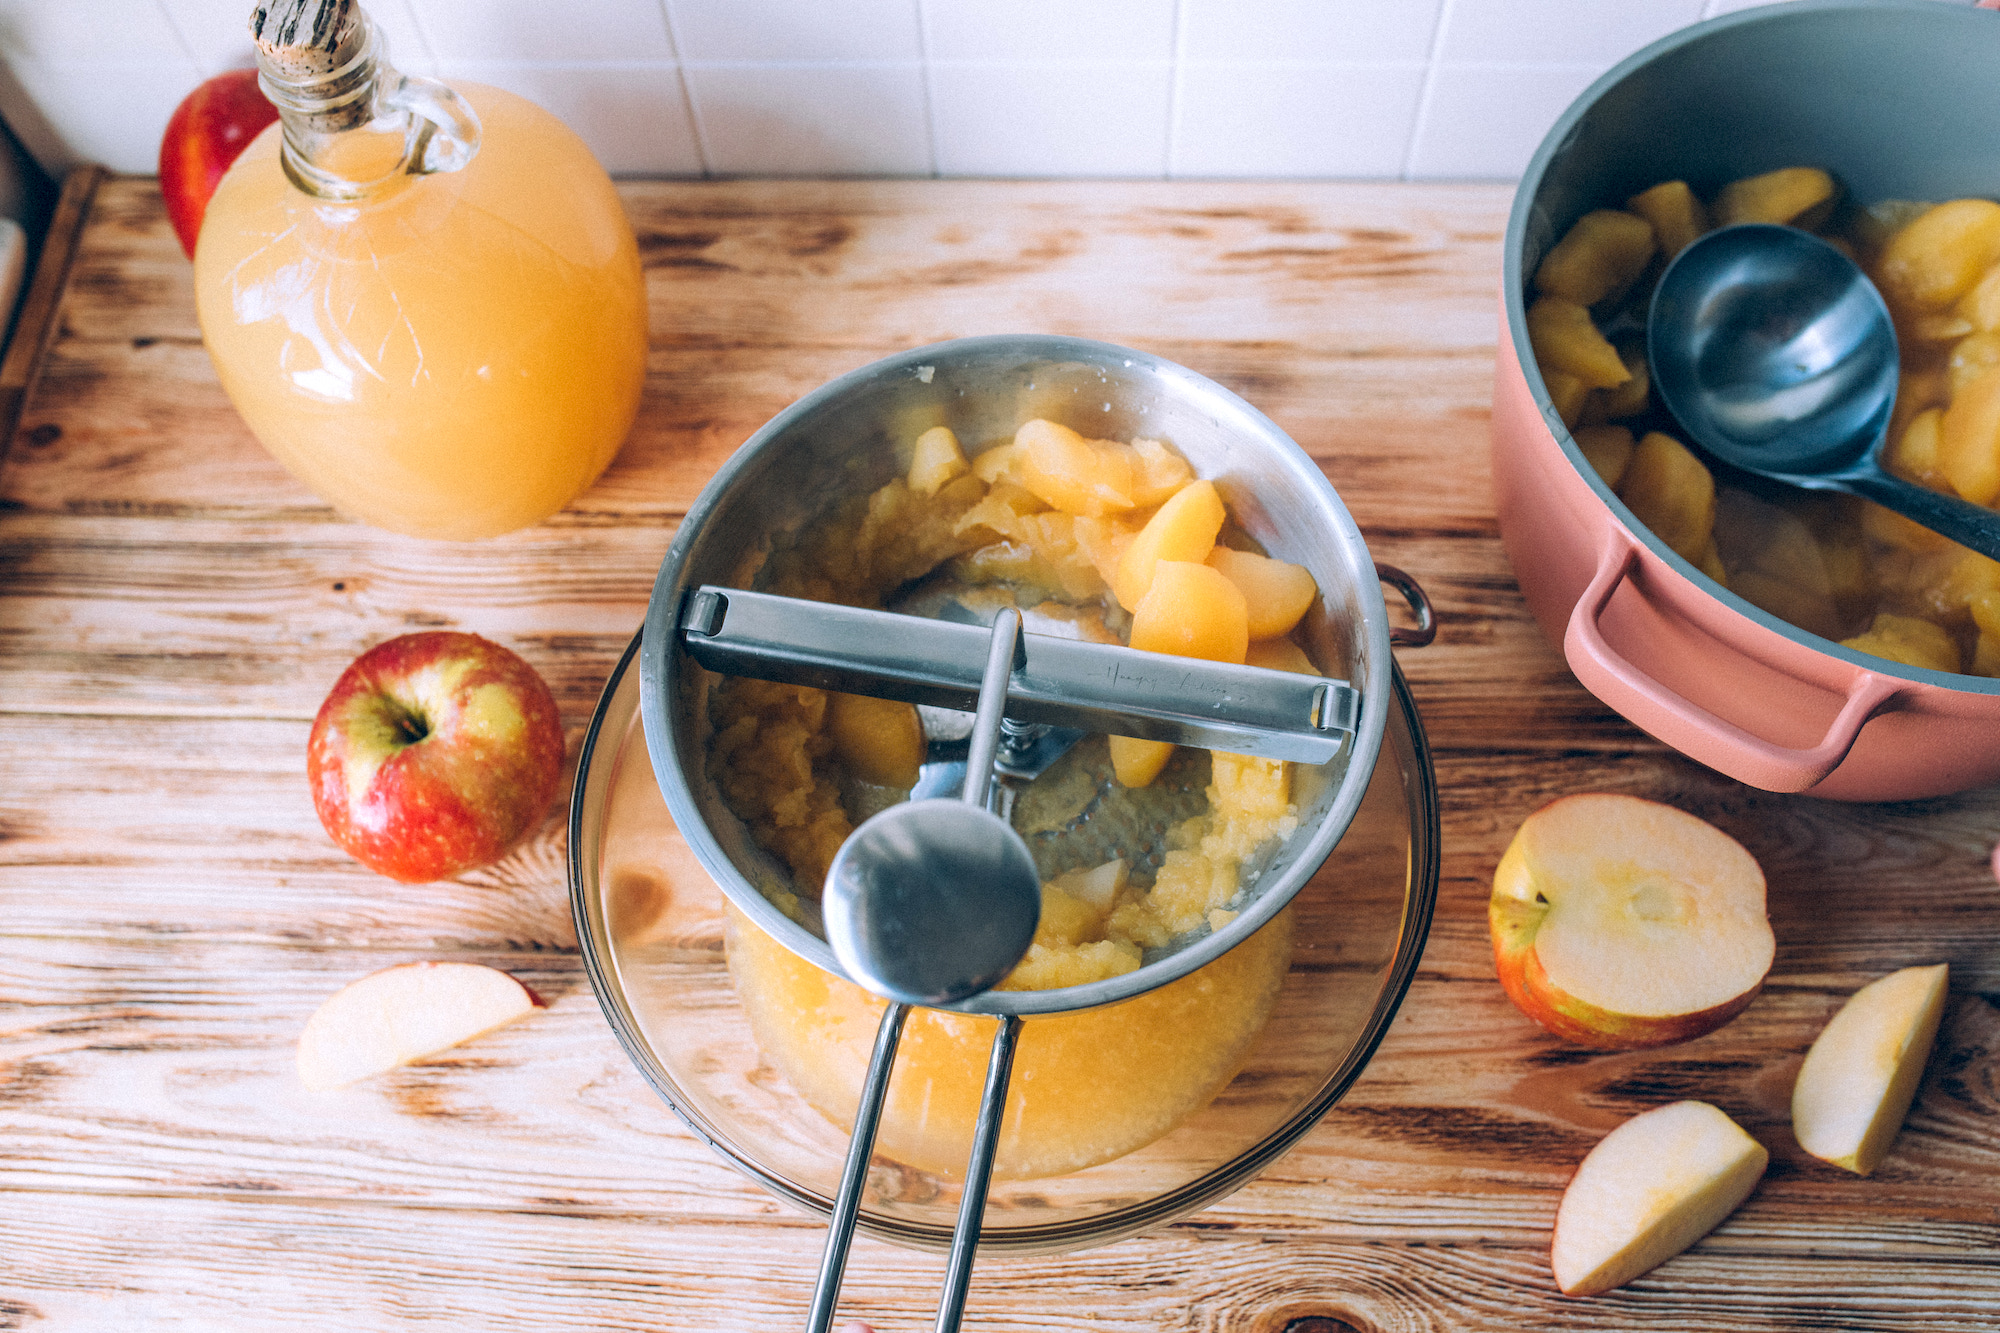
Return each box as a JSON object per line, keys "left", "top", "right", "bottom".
{"left": 1792, "top": 963, "right": 1949, "bottom": 1175}
{"left": 1553, "top": 1099, "right": 1768, "bottom": 1297}
{"left": 1491, "top": 793, "right": 1773, "bottom": 1050}
{"left": 159, "top": 68, "right": 279, "bottom": 259}
{"left": 297, "top": 961, "right": 543, "bottom": 1091}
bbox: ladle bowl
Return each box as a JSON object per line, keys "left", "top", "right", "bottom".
{"left": 1649, "top": 223, "right": 2000, "bottom": 560}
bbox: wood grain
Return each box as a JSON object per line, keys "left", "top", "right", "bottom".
{"left": 1, "top": 177, "right": 1996, "bottom": 1331}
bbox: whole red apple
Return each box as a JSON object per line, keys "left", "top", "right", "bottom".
{"left": 307, "top": 632, "right": 566, "bottom": 883}
{"left": 159, "top": 67, "right": 279, "bottom": 259}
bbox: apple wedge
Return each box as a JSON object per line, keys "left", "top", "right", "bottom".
{"left": 1792, "top": 963, "right": 1949, "bottom": 1175}
{"left": 1491, "top": 793, "right": 1773, "bottom": 1049}
{"left": 297, "top": 961, "right": 543, "bottom": 1091}
{"left": 1553, "top": 1100, "right": 1769, "bottom": 1297}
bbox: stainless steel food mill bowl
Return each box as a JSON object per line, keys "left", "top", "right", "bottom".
{"left": 641, "top": 334, "right": 1396, "bottom": 1009}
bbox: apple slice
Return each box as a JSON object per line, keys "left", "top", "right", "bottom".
{"left": 297, "top": 961, "right": 543, "bottom": 1091}
{"left": 1491, "top": 793, "right": 1773, "bottom": 1049}
{"left": 1792, "top": 963, "right": 1949, "bottom": 1175}
{"left": 1553, "top": 1100, "right": 1768, "bottom": 1296}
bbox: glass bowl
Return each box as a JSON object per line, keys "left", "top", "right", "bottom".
{"left": 569, "top": 632, "right": 1438, "bottom": 1254}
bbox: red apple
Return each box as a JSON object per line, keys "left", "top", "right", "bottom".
{"left": 159, "top": 67, "right": 279, "bottom": 259}
{"left": 307, "top": 632, "right": 566, "bottom": 883}
{"left": 1489, "top": 793, "right": 1773, "bottom": 1049}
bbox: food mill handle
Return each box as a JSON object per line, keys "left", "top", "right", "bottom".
{"left": 1376, "top": 562, "right": 1437, "bottom": 647}
{"left": 1563, "top": 538, "right": 1901, "bottom": 793}
{"left": 677, "top": 585, "right": 1358, "bottom": 765}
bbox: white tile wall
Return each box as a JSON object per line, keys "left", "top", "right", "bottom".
{"left": 0, "top": 0, "right": 1983, "bottom": 183}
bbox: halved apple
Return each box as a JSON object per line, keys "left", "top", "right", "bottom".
{"left": 297, "top": 961, "right": 544, "bottom": 1091}
{"left": 1553, "top": 1099, "right": 1768, "bottom": 1297}
{"left": 1791, "top": 963, "right": 1949, "bottom": 1175}
{"left": 1490, "top": 793, "right": 1773, "bottom": 1049}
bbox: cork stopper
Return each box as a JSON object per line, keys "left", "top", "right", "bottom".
{"left": 251, "top": 0, "right": 364, "bottom": 81}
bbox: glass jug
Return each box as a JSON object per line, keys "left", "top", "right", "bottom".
{"left": 195, "top": 0, "right": 647, "bottom": 540}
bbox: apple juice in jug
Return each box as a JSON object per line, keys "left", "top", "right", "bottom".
{"left": 195, "top": 0, "right": 647, "bottom": 540}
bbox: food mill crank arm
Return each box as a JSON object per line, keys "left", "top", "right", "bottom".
{"left": 678, "top": 585, "right": 1360, "bottom": 765}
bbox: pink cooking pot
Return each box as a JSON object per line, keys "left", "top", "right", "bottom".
{"left": 1493, "top": 0, "right": 2000, "bottom": 801}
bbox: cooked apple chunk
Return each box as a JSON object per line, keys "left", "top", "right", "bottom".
{"left": 907, "top": 425, "right": 969, "bottom": 496}
{"left": 1014, "top": 418, "right": 1139, "bottom": 516}
{"left": 1527, "top": 297, "right": 1630, "bottom": 389}
{"left": 827, "top": 691, "right": 925, "bottom": 788}
{"left": 1712, "top": 166, "right": 1837, "bottom": 230}
{"left": 1534, "top": 208, "right": 1655, "bottom": 307}
{"left": 1113, "top": 479, "right": 1225, "bottom": 611}
{"left": 1114, "top": 560, "right": 1250, "bottom": 788}
{"left": 1625, "top": 179, "right": 1708, "bottom": 259}
{"left": 1206, "top": 547, "right": 1317, "bottom": 640}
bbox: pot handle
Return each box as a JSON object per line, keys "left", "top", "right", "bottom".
{"left": 1563, "top": 537, "right": 1901, "bottom": 792}
{"left": 1377, "top": 562, "right": 1437, "bottom": 648}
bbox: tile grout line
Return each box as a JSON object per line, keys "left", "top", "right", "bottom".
{"left": 152, "top": 0, "right": 203, "bottom": 77}
{"left": 654, "top": 0, "right": 713, "bottom": 178}
{"left": 1400, "top": 0, "right": 1457, "bottom": 182}
{"left": 914, "top": 0, "right": 939, "bottom": 178}
{"left": 1163, "top": 0, "right": 1186, "bottom": 180}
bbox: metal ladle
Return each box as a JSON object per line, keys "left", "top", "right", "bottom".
{"left": 805, "top": 608, "right": 1043, "bottom": 1333}
{"left": 1648, "top": 221, "right": 2000, "bottom": 562}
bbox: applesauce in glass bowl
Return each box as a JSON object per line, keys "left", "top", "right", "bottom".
{"left": 570, "top": 629, "right": 1436, "bottom": 1251}
{"left": 568, "top": 334, "right": 1438, "bottom": 1250}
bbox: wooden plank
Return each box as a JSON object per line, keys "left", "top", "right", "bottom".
{"left": 3, "top": 930, "right": 1995, "bottom": 1230}
{"left": 0, "top": 165, "right": 103, "bottom": 465}
{"left": 4, "top": 179, "right": 1503, "bottom": 527}
{"left": 0, "top": 514, "right": 659, "bottom": 719}
{"left": 2, "top": 1190, "right": 1997, "bottom": 1332}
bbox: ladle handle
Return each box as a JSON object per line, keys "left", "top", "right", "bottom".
{"left": 807, "top": 1001, "right": 908, "bottom": 1333}
{"left": 934, "top": 1014, "right": 1022, "bottom": 1333}
{"left": 1844, "top": 467, "right": 2000, "bottom": 563}
{"left": 960, "top": 611, "right": 1022, "bottom": 811}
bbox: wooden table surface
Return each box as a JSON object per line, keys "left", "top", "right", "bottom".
{"left": 2, "top": 175, "right": 1996, "bottom": 1332}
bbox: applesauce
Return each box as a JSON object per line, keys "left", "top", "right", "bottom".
{"left": 727, "top": 900, "right": 1291, "bottom": 1179}
{"left": 703, "top": 420, "right": 1325, "bottom": 1178}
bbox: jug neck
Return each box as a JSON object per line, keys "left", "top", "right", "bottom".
{"left": 251, "top": 0, "right": 479, "bottom": 203}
